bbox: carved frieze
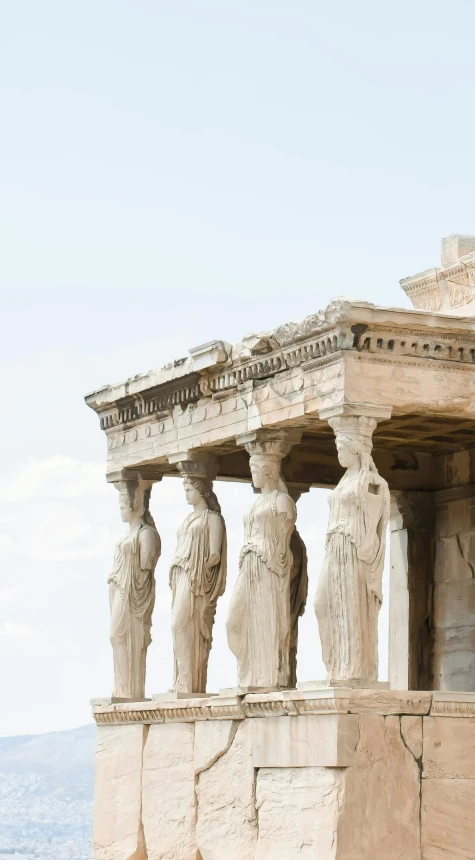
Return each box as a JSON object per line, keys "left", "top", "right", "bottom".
{"left": 86, "top": 300, "right": 475, "bottom": 474}
{"left": 98, "top": 376, "right": 201, "bottom": 430}
{"left": 430, "top": 692, "right": 475, "bottom": 717}
{"left": 400, "top": 237, "right": 475, "bottom": 314}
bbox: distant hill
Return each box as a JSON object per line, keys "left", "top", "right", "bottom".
{"left": 0, "top": 724, "right": 96, "bottom": 860}
{"left": 0, "top": 723, "right": 96, "bottom": 776}
{"left": 0, "top": 735, "right": 35, "bottom": 756}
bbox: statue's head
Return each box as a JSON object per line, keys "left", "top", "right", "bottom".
{"left": 183, "top": 476, "right": 221, "bottom": 513}
{"left": 330, "top": 415, "right": 376, "bottom": 472}
{"left": 335, "top": 435, "right": 361, "bottom": 469}
{"left": 118, "top": 480, "right": 146, "bottom": 523}
{"left": 250, "top": 454, "right": 281, "bottom": 490}
{"left": 184, "top": 476, "right": 211, "bottom": 507}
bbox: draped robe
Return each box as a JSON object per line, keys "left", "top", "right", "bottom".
{"left": 109, "top": 523, "right": 161, "bottom": 699}
{"left": 170, "top": 509, "right": 226, "bottom": 693}
{"left": 315, "top": 473, "right": 389, "bottom": 682}
{"left": 227, "top": 490, "right": 296, "bottom": 688}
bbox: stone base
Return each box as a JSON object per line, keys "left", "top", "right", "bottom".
{"left": 90, "top": 696, "right": 152, "bottom": 705}
{"left": 297, "top": 679, "right": 390, "bottom": 690}
{"left": 152, "top": 691, "right": 218, "bottom": 701}
{"left": 219, "top": 685, "right": 289, "bottom": 696}
{"left": 91, "top": 688, "right": 475, "bottom": 859}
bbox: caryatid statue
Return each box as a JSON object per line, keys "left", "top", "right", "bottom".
{"left": 288, "top": 486, "right": 309, "bottom": 688}
{"left": 227, "top": 434, "right": 297, "bottom": 689}
{"left": 170, "top": 458, "right": 226, "bottom": 695}
{"left": 314, "top": 412, "right": 390, "bottom": 683}
{"left": 108, "top": 472, "right": 161, "bottom": 700}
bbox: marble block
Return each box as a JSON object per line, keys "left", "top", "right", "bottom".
{"left": 255, "top": 767, "right": 346, "bottom": 860}
{"left": 152, "top": 691, "right": 216, "bottom": 701}
{"left": 196, "top": 720, "right": 257, "bottom": 860}
{"left": 194, "top": 720, "right": 238, "bottom": 774}
{"left": 252, "top": 714, "right": 359, "bottom": 768}
{"left": 401, "top": 716, "right": 423, "bottom": 760}
{"left": 92, "top": 724, "right": 147, "bottom": 860}
{"left": 348, "top": 689, "right": 432, "bottom": 715}
{"left": 422, "top": 779, "right": 475, "bottom": 859}
{"left": 91, "top": 697, "right": 152, "bottom": 705}
{"left": 337, "top": 716, "right": 421, "bottom": 860}
{"left": 141, "top": 723, "right": 197, "bottom": 860}
{"left": 432, "top": 626, "right": 475, "bottom": 692}
{"left": 433, "top": 580, "right": 475, "bottom": 629}
{"left": 297, "top": 680, "right": 389, "bottom": 690}
{"left": 423, "top": 716, "right": 475, "bottom": 778}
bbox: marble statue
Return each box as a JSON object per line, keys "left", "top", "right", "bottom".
{"left": 288, "top": 489, "right": 308, "bottom": 688}
{"left": 314, "top": 415, "right": 390, "bottom": 683}
{"left": 227, "top": 440, "right": 296, "bottom": 689}
{"left": 108, "top": 476, "right": 161, "bottom": 700}
{"left": 170, "top": 472, "right": 226, "bottom": 694}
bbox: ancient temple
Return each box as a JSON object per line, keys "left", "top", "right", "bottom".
{"left": 87, "top": 235, "right": 475, "bottom": 860}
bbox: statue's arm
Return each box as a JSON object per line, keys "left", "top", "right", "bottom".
{"left": 139, "top": 527, "right": 161, "bottom": 570}
{"left": 356, "top": 480, "right": 389, "bottom": 585}
{"left": 206, "top": 514, "right": 224, "bottom": 569}
{"left": 276, "top": 493, "right": 297, "bottom": 539}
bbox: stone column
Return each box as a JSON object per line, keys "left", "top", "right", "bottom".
{"left": 315, "top": 403, "right": 392, "bottom": 685}
{"left": 167, "top": 452, "right": 227, "bottom": 696}
{"left": 432, "top": 481, "right": 475, "bottom": 691}
{"left": 226, "top": 429, "right": 301, "bottom": 691}
{"left": 389, "top": 492, "right": 434, "bottom": 691}
{"left": 287, "top": 483, "right": 310, "bottom": 688}
{"left": 105, "top": 468, "right": 162, "bottom": 702}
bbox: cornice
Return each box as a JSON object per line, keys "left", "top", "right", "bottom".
{"left": 92, "top": 687, "right": 438, "bottom": 724}
{"left": 400, "top": 254, "right": 475, "bottom": 312}
{"left": 430, "top": 691, "right": 475, "bottom": 717}
{"left": 90, "top": 373, "right": 202, "bottom": 431}
{"left": 85, "top": 300, "right": 475, "bottom": 434}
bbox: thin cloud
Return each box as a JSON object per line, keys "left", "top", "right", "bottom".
{"left": 3, "top": 622, "right": 33, "bottom": 640}
{"left": 0, "top": 585, "right": 28, "bottom": 604}
{"left": 0, "top": 457, "right": 108, "bottom": 504}
{"left": 0, "top": 534, "right": 16, "bottom": 553}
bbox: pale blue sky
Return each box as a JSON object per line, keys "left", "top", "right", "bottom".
{"left": 0, "top": 1, "right": 474, "bottom": 734}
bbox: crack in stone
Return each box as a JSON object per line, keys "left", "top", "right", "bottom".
{"left": 399, "top": 716, "right": 423, "bottom": 852}
{"left": 195, "top": 721, "right": 244, "bottom": 859}
{"left": 457, "top": 531, "right": 475, "bottom": 577}
{"left": 194, "top": 720, "right": 240, "bottom": 776}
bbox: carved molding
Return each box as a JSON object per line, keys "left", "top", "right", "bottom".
{"left": 241, "top": 698, "right": 300, "bottom": 718}
{"left": 400, "top": 257, "right": 475, "bottom": 312}
{"left": 168, "top": 451, "right": 219, "bottom": 481}
{"left": 403, "top": 280, "right": 443, "bottom": 312}
{"left": 236, "top": 428, "right": 302, "bottom": 460}
{"left": 97, "top": 375, "right": 201, "bottom": 430}
{"left": 91, "top": 689, "right": 372, "bottom": 724}
{"left": 94, "top": 688, "right": 465, "bottom": 724}
{"left": 86, "top": 300, "right": 475, "bottom": 437}
{"left": 319, "top": 402, "right": 392, "bottom": 423}
{"left": 431, "top": 692, "right": 475, "bottom": 717}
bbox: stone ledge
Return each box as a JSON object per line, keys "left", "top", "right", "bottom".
{"left": 93, "top": 695, "right": 246, "bottom": 725}
{"left": 430, "top": 691, "right": 475, "bottom": 717}
{"left": 92, "top": 688, "right": 445, "bottom": 724}
{"left": 347, "top": 690, "right": 432, "bottom": 715}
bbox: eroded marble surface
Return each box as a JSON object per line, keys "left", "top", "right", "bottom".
{"left": 91, "top": 693, "right": 475, "bottom": 859}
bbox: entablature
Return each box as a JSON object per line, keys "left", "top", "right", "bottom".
{"left": 85, "top": 298, "right": 475, "bottom": 492}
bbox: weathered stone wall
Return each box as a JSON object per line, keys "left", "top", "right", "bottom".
{"left": 432, "top": 451, "right": 475, "bottom": 691}
{"left": 91, "top": 689, "right": 475, "bottom": 860}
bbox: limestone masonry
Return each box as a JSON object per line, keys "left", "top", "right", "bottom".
{"left": 86, "top": 235, "right": 475, "bottom": 859}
